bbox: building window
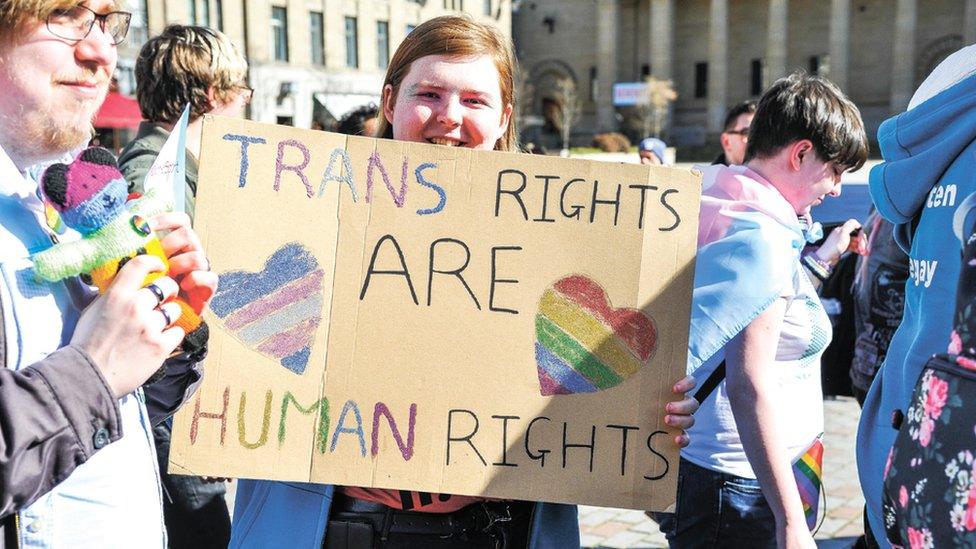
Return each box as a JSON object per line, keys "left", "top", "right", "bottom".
{"left": 345, "top": 17, "right": 359, "bottom": 68}
{"left": 694, "top": 62, "right": 708, "bottom": 98}
{"left": 215, "top": 0, "right": 224, "bottom": 30}
{"left": 750, "top": 59, "right": 763, "bottom": 96}
{"left": 484, "top": 0, "right": 491, "bottom": 15}
{"left": 128, "top": 0, "right": 148, "bottom": 45}
{"left": 187, "top": 0, "right": 197, "bottom": 23}
{"left": 376, "top": 21, "right": 390, "bottom": 69}
{"left": 406, "top": 24, "right": 416, "bottom": 35}
{"left": 271, "top": 6, "right": 289, "bottom": 61}
{"left": 809, "top": 54, "right": 829, "bottom": 77}
{"left": 310, "top": 11, "right": 325, "bottom": 65}
{"left": 200, "top": 0, "right": 210, "bottom": 28}
{"left": 443, "top": 0, "right": 461, "bottom": 9}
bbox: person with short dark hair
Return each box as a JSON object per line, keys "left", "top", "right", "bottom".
{"left": 335, "top": 103, "right": 380, "bottom": 136}
{"left": 713, "top": 100, "right": 757, "bottom": 166}
{"left": 653, "top": 72, "right": 868, "bottom": 548}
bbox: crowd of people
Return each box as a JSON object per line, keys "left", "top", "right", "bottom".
{"left": 1, "top": 0, "right": 975, "bottom": 548}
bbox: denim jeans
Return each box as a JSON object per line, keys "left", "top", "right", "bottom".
{"left": 651, "top": 458, "right": 776, "bottom": 548}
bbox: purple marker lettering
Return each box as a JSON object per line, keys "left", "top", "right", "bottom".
{"left": 371, "top": 402, "right": 417, "bottom": 460}
{"left": 275, "top": 139, "right": 313, "bottom": 197}
{"left": 366, "top": 151, "right": 407, "bottom": 207}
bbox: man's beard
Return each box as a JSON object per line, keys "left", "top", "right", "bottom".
{"left": 3, "top": 93, "right": 98, "bottom": 167}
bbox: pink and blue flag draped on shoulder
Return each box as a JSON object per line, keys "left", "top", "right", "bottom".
{"left": 687, "top": 165, "right": 807, "bottom": 376}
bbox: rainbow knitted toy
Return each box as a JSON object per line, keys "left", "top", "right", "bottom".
{"left": 31, "top": 147, "right": 208, "bottom": 362}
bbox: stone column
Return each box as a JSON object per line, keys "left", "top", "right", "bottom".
{"left": 828, "top": 0, "right": 850, "bottom": 90}
{"left": 650, "top": 0, "right": 674, "bottom": 81}
{"left": 766, "top": 0, "right": 788, "bottom": 87}
{"left": 890, "top": 0, "right": 917, "bottom": 113}
{"left": 596, "top": 0, "right": 619, "bottom": 132}
{"left": 707, "top": 0, "right": 728, "bottom": 133}
{"left": 965, "top": 0, "right": 976, "bottom": 45}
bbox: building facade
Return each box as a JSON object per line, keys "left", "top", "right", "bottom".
{"left": 514, "top": 0, "right": 976, "bottom": 148}
{"left": 118, "top": 0, "right": 511, "bottom": 128}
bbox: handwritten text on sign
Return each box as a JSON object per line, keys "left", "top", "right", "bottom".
{"left": 169, "top": 116, "right": 701, "bottom": 511}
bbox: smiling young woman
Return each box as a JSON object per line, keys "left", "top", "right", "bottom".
{"left": 228, "top": 15, "right": 699, "bottom": 549}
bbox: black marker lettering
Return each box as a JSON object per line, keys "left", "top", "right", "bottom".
{"left": 360, "top": 234, "right": 418, "bottom": 305}
{"left": 446, "top": 409, "right": 487, "bottom": 466}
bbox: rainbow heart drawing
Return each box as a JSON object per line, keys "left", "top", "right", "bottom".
{"left": 534, "top": 275, "right": 657, "bottom": 396}
{"left": 210, "top": 243, "right": 324, "bottom": 375}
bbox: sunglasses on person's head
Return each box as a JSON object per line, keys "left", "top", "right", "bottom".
{"left": 47, "top": 5, "right": 132, "bottom": 46}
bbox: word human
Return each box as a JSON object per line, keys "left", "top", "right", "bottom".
{"left": 188, "top": 387, "right": 418, "bottom": 461}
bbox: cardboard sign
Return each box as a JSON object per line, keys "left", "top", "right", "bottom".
{"left": 169, "top": 116, "right": 701, "bottom": 511}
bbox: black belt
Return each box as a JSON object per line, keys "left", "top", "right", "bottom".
{"left": 329, "top": 493, "right": 532, "bottom": 539}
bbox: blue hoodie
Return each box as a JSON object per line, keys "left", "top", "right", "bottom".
{"left": 857, "top": 67, "right": 976, "bottom": 544}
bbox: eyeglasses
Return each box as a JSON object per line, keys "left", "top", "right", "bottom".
{"left": 724, "top": 127, "right": 750, "bottom": 137}
{"left": 47, "top": 5, "right": 132, "bottom": 45}
{"left": 236, "top": 85, "right": 254, "bottom": 104}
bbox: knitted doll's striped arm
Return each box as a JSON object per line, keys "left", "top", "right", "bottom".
{"left": 130, "top": 186, "right": 173, "bottom": 219}
{"left": 31, "top": 237, "right": 101, "bottom": 282}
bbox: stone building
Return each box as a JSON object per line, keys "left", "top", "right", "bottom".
{"left": 514, "top": 0, "right": 976, "bottom": 149}
{"left": 117, "top": 0, "right": 511, "bottom": 128}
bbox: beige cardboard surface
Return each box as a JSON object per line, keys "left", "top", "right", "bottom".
{"left": 169, "top": 116, "right": 701, "bottom": 511}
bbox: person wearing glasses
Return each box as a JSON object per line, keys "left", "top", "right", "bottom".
{"left": 0, "top": 3, "right": 218, "bottom": 548}
{"left": 119, "top": 25, "right": 250, "bottom": 224}
{"left": 713, "top": 100, "right": 757, "bottom": 166}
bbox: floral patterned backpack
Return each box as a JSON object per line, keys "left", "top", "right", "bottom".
{"left": 882, "top": 213, "right": 976, "bottom": 547}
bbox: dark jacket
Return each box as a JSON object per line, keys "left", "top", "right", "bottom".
{"left": 0, "top": 292, "right": 203, "bottom": 547}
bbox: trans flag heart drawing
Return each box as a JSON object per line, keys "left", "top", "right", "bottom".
{"left": 535, "top": 275, "right": 657, "bottom": 396}
{"left": 210, "top": 243, "right": 324, "bottom": 375}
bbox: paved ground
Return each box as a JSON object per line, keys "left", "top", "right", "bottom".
{"left": 577, "top": 397, "right": 866, "bottom": 548}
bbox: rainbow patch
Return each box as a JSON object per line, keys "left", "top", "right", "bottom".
{"left": 534, "top": 275, "right": 657, "bottom": 396}
{"left": 793, "top": 436, "right": 824, "bottom": 531}
{"left": 211, "top": 243, "right": 324, "bottom": 375}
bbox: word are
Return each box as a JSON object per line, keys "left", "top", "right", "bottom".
{"left": 187, "top": 387, "right": 418, "bottom": 460}
{"left": 445, "top": 410, "right": 672, "bottom": 481}
{"left": 223, "top": 134, "right": 447, "bottom": 215}
{"left": 359, "top": 233, "right": 523, "bottom": 314}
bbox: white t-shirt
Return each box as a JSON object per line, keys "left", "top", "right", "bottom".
{"left": 682, "top": 261, "right": 830, "bottom": 479}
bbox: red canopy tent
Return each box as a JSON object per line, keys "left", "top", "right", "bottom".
{"left": 93, "top": 91, "right": 142, "bottom": 129}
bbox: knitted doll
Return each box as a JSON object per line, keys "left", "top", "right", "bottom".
{"left": 31, "top": 147, "right": 208, "bottom": 363}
